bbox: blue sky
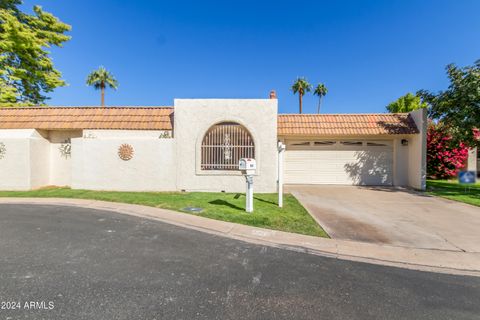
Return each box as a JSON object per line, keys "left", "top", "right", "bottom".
{"left": 22, "top": 0, "right": 480, "bottom": 113}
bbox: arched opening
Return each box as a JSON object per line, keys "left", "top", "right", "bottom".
{"left": 201, "top": 122, "right": 255, "bottom": 171}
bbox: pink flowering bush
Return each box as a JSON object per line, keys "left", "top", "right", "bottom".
{"left": 427, "top": 124, "right": 469, "bottom": 179}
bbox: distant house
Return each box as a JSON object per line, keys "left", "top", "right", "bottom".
{"left": 0, "top": 94, "right": 426, "bottom": 192}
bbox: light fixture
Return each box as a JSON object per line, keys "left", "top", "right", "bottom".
{"left": 401, "top": 139, "right": 408, "bottom": 146}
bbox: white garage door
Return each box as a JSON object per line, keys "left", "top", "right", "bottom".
{"left": 284, "top": 140, "right": 393, "bottom": 185}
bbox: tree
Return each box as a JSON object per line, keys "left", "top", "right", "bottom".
{"left": 386, "top": 93, "right": 427, "bottom": 113}
{"left": 0, "top": 1, "right": 71, "bottom": 106}
{"left": 86, "top": 67, "right": 118, "bottom": 107}
{"left": 419, "top": 60, "right": 480, "bottom": 147}
{"left": 291, "top": 77, "right": 312, "bottom": 114}
{"left": 313, "top": 83, "right": 328, "bottom": 114}
{"left": 427, "top": 123, "right": 469, "bottom": 179}
{"left": 0, "top": 0, "right": 22, "bottom": 11}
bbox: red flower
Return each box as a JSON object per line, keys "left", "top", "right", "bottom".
{"left": 427, "top": 124, "right": 469, "bottom": 179}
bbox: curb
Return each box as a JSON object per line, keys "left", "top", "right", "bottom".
{"left": 1, "top": 197, "right": 480, "bottom": 277}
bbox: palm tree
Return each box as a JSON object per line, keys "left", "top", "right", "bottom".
{"left": 291, "top": 77, "right": 312, "bottom": 114}
{"left": 313, "top": 83, "right": 328, "bottom": 114}
{"left": 86, "top": 66, "right": 118, "bottom": 107}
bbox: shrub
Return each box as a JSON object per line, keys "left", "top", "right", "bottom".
{"left": 427, "top": 124, "right": 469, "bottom": 179}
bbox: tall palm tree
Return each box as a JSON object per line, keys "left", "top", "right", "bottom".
{"left": 86, "top": 66, "right": 118, "bottom": 107}
{"left": 313, "top": 83, "right": 328, "bottom": 114}
{"left": 291, "top": 77, "right": 312, "bottom": 114}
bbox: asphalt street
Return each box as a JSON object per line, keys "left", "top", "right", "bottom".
{"left": 0, "top": 204, "right": 479, "bottom": 320}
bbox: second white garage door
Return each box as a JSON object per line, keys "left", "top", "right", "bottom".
{"left": 284, "top": 140, "right": 393, "bottom": 185}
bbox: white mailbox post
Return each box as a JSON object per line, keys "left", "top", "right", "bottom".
{"left": 239, "top": 158, "right": 256, "bottom": 213}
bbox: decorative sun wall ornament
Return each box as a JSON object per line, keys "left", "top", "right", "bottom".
{"left": 223, "top": 133, "right": 232, "bottom": 161}
{"left": 118, "top": 144, "right": 134, "bottom": 161}
{"left": 59, "top": 139, "right": 71, "bottom": 158}
{"left": 0, "top": 142, "right": 6, "bottom": 160}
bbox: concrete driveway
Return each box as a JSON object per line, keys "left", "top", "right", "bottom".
{"left": 287, "top": 185, "right": 480, "bottom": 252}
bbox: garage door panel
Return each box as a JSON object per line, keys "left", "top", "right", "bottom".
{"left": 285, "top": 142, "right": 393, "bottom": 185}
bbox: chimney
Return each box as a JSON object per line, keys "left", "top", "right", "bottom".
{"left": 269, "top": 90, "right": 277, "bottom": 99}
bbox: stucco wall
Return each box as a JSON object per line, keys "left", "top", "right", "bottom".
{"left": 0, "top": 130, "right": 33, "bottom": 190}
{"left": 71, "top": 130, "right": 176, "bottom": 191}
{"left": 392, "top": 137, "right": 409, "bottom": 187}
{"left": 29, "top": 134, "right": 50, "bottom": 189}
{"left": 174, "top": 99, "right": 278, "bottom": 192}
{"left": 408, "top": 108, "right": 427, "bottom": 190}
{"left": 0, "top": 129, "right": 51, "bottom": 190}
{"left": 48, "top": 130, "right": 82, "bottom": 186}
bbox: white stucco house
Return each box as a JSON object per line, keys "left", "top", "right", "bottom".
{"left": 0, "top": 94, "right": 427, "bottom": 192}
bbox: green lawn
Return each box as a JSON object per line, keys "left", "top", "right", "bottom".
{"left": 427, "top": 180, "right": 480, "bottom": 207}
{"left": 0, "top": 188, "right": 328, "bottom": 237}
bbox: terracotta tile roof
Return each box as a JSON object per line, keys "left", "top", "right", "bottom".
{"left": 0, "top": 107, "right": 418, "bottom": 136}
{"left": 278, "top": 113, "right": 419, "bottom": 136}
{"left": 0, "top": 107, "right": 174, "bottom": 130}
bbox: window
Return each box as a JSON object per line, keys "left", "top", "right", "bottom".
{"left": 290, "top": 142, "right": 311, "bottom": 146}
{"left": 366, "top": 142, "right": 388, "bottom": 147}
{"left": 340, "top": 141, "right": 363, "bottom": 146}
{"left": 314, "top": 141, "right": 336, "bottom": 146}
{"left": 201, "top": 122, "right": 254, "bottom": 171}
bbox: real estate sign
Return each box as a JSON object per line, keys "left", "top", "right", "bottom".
{"left": 459, "top": 171, "right": 476, "bottom": 184}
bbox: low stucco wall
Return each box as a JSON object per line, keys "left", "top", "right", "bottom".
{"left": 0, "top": 129, "right": 50, "bottom": 190}
{"left": 0, "top": 130, "right": 32, "bottom": 190}
{"left": 29, "top": 135, "right": 50, "bottom": 189}
{"left": 174, "top": 99, "right": 278, "bottom": 193}
{"left": 48, "top": 130, "right": 82, "bottom": 187}
{"left": 0, "top": 129, "right": 89, "bottom": 190}
{"left": 71, "top": 130, "right": 176, "bottom": 191}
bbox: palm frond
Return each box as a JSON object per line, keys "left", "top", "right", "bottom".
{"left": 291, "top": 77, "right": 312, "bottom": 94}
{"left": 86, "top": 66, "right": 118, "bottom": 90}
{"left": 313, "top": 83, "right": 328, "bottom": 97}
